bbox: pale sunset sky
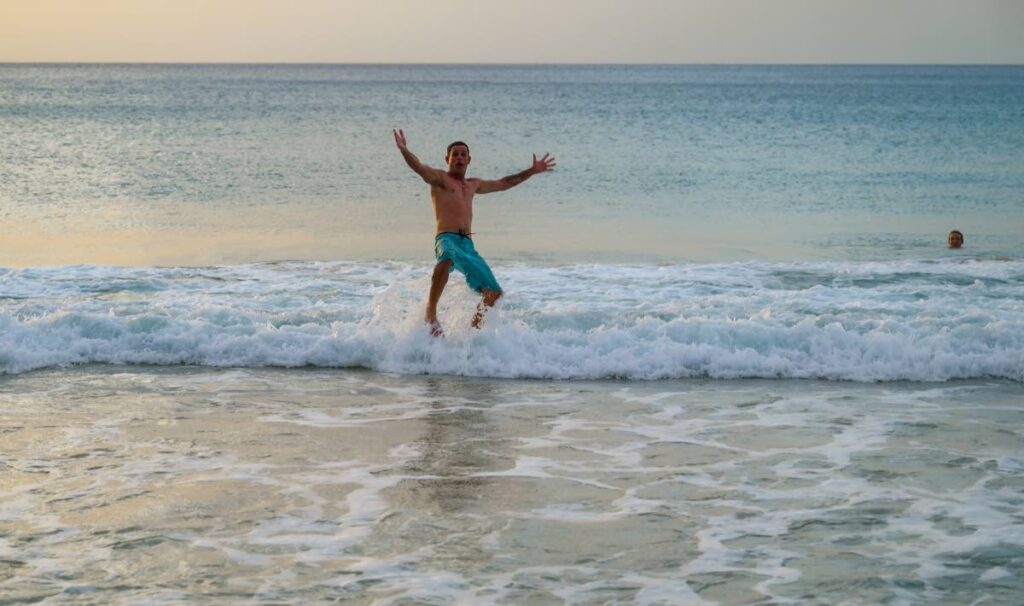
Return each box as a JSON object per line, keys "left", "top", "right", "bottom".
{"left": 2, "top": 0, "right": 1023, "bottom": 64}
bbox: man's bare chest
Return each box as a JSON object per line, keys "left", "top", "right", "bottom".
{"left": 433, "top": 182, "right": 475, "bottom": 206}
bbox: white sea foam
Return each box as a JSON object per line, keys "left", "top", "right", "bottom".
{"left": 1, "top": 259, "right": 1022, "bottom": 381}
{"left": 2, "top": 366, "right": 1022, "bottom": 604}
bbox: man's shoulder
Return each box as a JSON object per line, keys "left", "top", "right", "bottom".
{"left": 428, "top": 172, "right": 454, "bottom": 187}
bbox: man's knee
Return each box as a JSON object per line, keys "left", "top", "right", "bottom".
{"left": 433, "top": 260, "right": 453, "bottom": 279}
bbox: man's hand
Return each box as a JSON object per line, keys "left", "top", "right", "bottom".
{"left": 531, "top": 153, "right": 556, "bottom": 175}
{"left": 393, "top": 128, "right": 409, "bottom": 151}
{"left": 394, "top": 129, "right": 445, "bottom": 186}
{"left": 475, "top": 152, "right": 558, "bottom": 194}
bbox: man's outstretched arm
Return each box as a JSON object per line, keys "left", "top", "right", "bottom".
{"left": 393, "top": 129, "right": 445, "bottom": 186}
{"left": 475, "top": 153, "right": 556, "bottom": 194}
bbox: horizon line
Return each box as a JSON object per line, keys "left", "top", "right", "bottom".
{"left": 2, "top": 61, "right": 1023, "bottom": 67}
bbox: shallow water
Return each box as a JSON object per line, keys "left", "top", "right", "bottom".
{"left": 2, "top": 367, "right": 1022, "bottom": 604}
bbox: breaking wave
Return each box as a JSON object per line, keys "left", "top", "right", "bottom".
{"left": 2, "top": 259, "right": 1022, "bottom": 381}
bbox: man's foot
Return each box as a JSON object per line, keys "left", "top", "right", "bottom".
{"left": 427, "top": 321, "right": 444, "bottom": 338}
{"left": 472, "top": 289, "right": 502, "bottom": 329}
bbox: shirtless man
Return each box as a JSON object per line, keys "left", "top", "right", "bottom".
{"left": 393, "top": 129, "right": 556, "bottom": 335}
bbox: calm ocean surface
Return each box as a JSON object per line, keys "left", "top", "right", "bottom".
{"left": 2, "top": 65, "right": 1023, "bottom": 604}
{"left": 2, "top": 64, "right": 1023, "bottom": 264}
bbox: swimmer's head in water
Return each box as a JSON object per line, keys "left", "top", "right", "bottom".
{"left": 445, "top": 141, "right": 470, "bottom": 175}
{"left": 948, "top": 230, "right": 964, "bottom": 248}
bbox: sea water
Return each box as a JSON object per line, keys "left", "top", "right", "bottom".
{"left": 3, "top": 369, "right": 1023, "bottom": 604}
{"left": 1, "top": 64, "right": 1023, "bottom": 264}
{"left": 1, "top": 258, "right": 1023, "bottom": 382}
{"left": 2, "top": 65, "right": 1024, "bottom": 604}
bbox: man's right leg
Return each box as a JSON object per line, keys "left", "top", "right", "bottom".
{"left": 471, "top": 288, "right": 502, "bottom": 329}
{"left": 426, "top": 259, "right": 453, "bottom": 335}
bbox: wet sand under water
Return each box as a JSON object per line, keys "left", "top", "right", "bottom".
{"left": 1, "top": 367, "right": 1023, "bottom": 604}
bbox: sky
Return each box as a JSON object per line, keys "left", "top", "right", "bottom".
{"left": 2, "top": 0, "right": 1023, "bottom": 64}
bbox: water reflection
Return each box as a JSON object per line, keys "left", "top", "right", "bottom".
{"left": 407, "top": 377, "right": 508, "bottom": 511}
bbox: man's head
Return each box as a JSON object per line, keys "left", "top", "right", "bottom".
{"left": 445, "top": 141, "right": 470, "bottom": 176}
{"left": 948, "top": 230, "right": 964, "bottom": 249}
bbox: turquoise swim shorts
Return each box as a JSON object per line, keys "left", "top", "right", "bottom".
{"left": 434, "top": 232, "right": 502, "bottom": 294}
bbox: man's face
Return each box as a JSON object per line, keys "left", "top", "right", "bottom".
{"left": 446, "top": 145, "right": 470, "bottom": 173}
{"left": 948, "top": 232, "right": 963, "bottom": 248}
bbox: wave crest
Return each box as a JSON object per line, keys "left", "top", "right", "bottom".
{"left": 2, "top": 260, "right": 1022, "bottom": 381}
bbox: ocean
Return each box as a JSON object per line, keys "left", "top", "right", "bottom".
{"left": 1, "top": 64, "right": 1023, "bottom": 604}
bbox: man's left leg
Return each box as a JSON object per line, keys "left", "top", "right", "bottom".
{"left": 472, "top": 288, "right": 502, "bottom": 329}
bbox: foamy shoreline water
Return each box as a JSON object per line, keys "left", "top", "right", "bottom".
{"left": 2, "top": 258, "right": 1022, "bottom": 382}
{"left": 1, "top": 367, "right": 1022, "bottom": 604}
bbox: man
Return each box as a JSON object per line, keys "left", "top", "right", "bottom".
{"left": 393, "top": 129, "right": 555, "bottom": 336}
